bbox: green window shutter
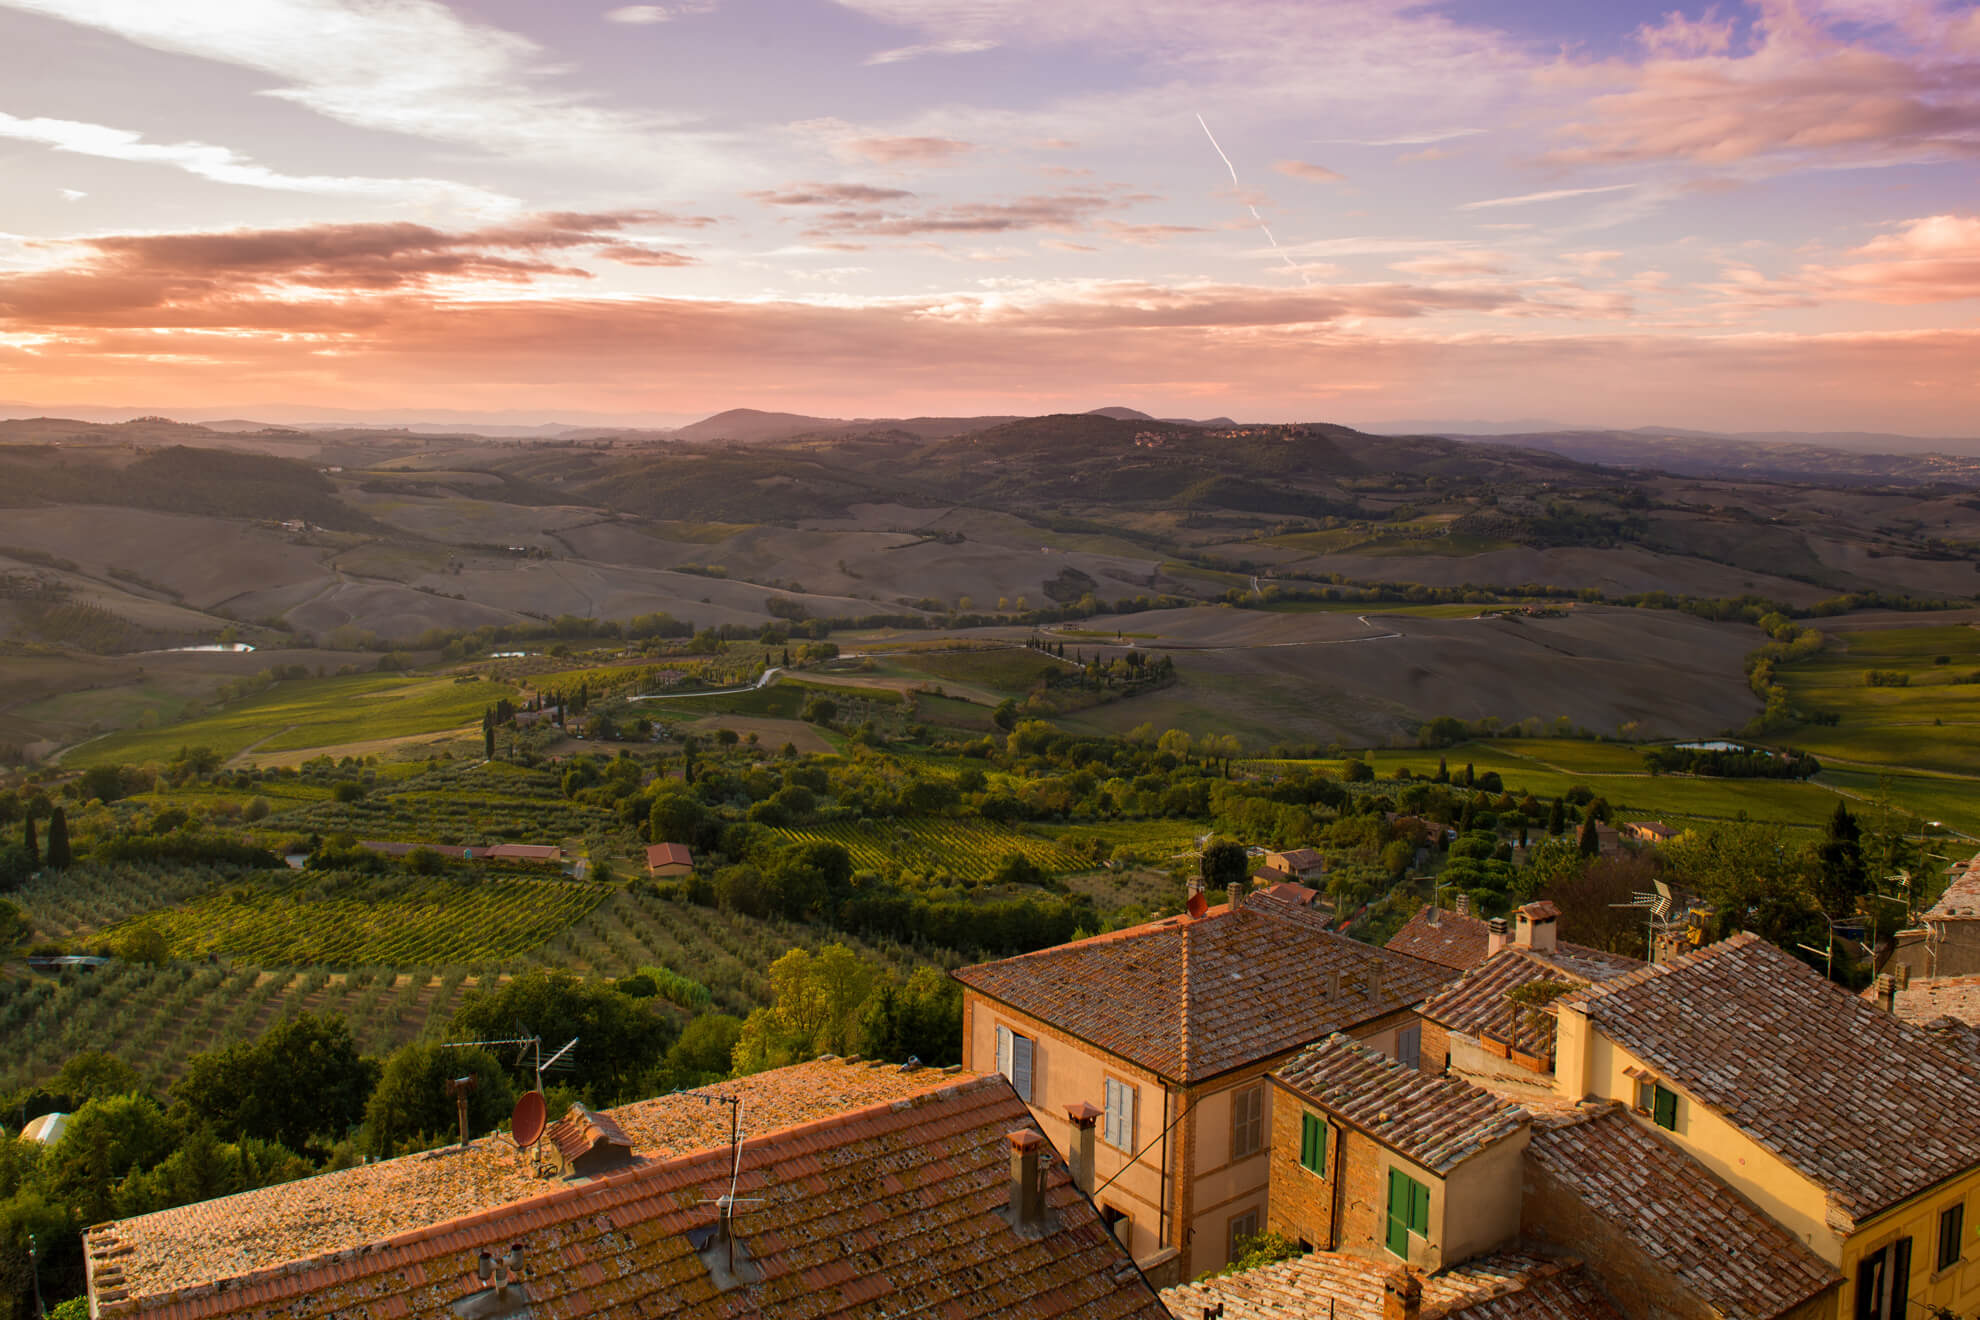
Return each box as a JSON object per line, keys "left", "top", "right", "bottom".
{"left": 1385, "top": 1169, "right": 1411, "bottom": 1257}
{"left": 1299, "top": 1113, "right": 1327, "bottom": 1175}
{"left": 1653, "top": 1085, "right": 1678, "bottom": 1131}
{"left": 1409, "top": 1176, "right": 1430, "bottom": 1234}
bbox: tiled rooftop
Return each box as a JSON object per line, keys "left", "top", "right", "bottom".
{"left": 1525, "top": 1105, "right": 1840, "bottom": 1320}
{"left": 1275, "top": 1034, "right": 1528, "bottom": 1174}
{"left": 1385, "top": 907, "right": 1638, "bottom": 974}
{"left": 1885, "top": 972, "right": 1980, "bottom": 1026}
{"left": 92, "top": 1058, "right": 957, "bottom": 1305}
{"left": 1160, "top": 1250, "right": 1624, "bottom": 1319}
{"left": 955, "top": 896, "right": 1457, "bottom": 1083}
{"left": 1561, "top": 932, "right": 1980, "bottom": 1224}
{"left": 1923, "top": 853, "right": 1980, "bottom": 921}
{"left": 92, "top": 1070, "right": 1168, "bottom": 1320}
{"left": 1419, "top": 946, "right": 1641, "bottom": 1042}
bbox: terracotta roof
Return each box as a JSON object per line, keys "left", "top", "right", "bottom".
{"left": 1923, "top": 852, "right": 1980, "bottom": 921}
{"left": 1160, "top": 1251, "right": 1624, "bottom": 1320}
{"left": 1257, "top": 881, "right": 1319, "bottom": 906}
{"left": 1885, "top": 972, "right": 1980, "bottom": 1026}
{"left": 1385, "top": 907, "right": 1639, "bottom": 974}
{"left": 1419, "top": 947, "right": 1642, "bottom": 1041}
{"left": 645, "top": 842, "right": 693, "bottom": 868}
{"left": 543, "top": 1102, "right": 633, "bottom": 1162}
{"left": 92, "top": 1070, "right": 1166, "bottom": 1320}
{"left": 1561, "top": 932, "right": 1980, "bottom": 1224}
{"left": 1267, "top": 848, "right": 1323, "bottom": 868}
{"left": 1525, "top": 1105, "right": 1840, "bottom": 1320}
{"left": 1275, "top": 1034, "right": 1527, "bottom": 1174}
{"left": 485, "top": 843, "right": 561, "bottom": 861}
{"left": 92, "top": 1058, "right": 956, "bottom": 1305}
{"left": 955, "top": 898, "right": 1457, "bottom": 1083}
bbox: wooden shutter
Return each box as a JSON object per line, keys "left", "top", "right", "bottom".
{"left": 1300, "top": 1113, "right": 1327, "bottom": 1174}
{"left": 1117, "top": 1080, "right": 1134, "bottom": 1149}
{"left": 995, "top": 1025, "right": 1013, "bottom": 1082}
{"left": 1011, "top": 1033, "right": 1034, "bottom": 1101}
{"left": 1409, "top": 1176, "right": 1431, "bottom": 1235}
{"left": 1397, "top": 1023, "right": 1422, "bottom": 1070}
{"left": 1385, "top": 1169, "right": 1411, "bottom": 1257}
{"left": 1653, "top": 1084, "right": 1678, "bottom": 1131}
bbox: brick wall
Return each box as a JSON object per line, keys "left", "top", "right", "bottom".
{"left": 1263, "top": 1081, "right": 1390, "bottom": 1260}
{"left": 1418, "top": 1020, "right": 1451, "bottom": 1075}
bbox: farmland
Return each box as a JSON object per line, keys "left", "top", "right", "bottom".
{"left": 771, "top": 818, "right": 1086, "bottom": 882}
{"left": 62, "top": 671, "right": 518, "bottom": 768}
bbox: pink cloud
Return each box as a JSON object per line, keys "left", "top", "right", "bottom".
{"left": 1273, "top": 160, "right": 1346, "bottom": 184}
{"left": 842, "top": 135, "right": 975, "bottom": 165}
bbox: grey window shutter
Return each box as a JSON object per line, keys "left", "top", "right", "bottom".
{"left": 1012, "top": 1034, "right": 1034, "bottom": 1101}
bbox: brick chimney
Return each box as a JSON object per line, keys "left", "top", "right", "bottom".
{"left": 1227, "top": 880, "right": 1245, "bottom": 913}
{"left": 1382, "top": 1267, "right": 1422, "bottom": 1320}
{"left": 1366, "top": 961, "right": 1385, "bottom": 1002}
{"left": 1454, "top": 892, "right": 1470, "bottom": 918}
{"left": 1487, "top": 916, "right": 1509, "bottom": 956}
{"left": 1006, "top": 1130, "right": 1047, "bottom": 1229}
{"left": 1064, "top": 1102, "right": 1101, "bottom": 1194}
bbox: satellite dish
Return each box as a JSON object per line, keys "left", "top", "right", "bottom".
{"left": 512, "top": 1090, "right": 547, "bottom": 1149}
{"left": 1186, "top": 891, "right": 1209, "bottom": 919}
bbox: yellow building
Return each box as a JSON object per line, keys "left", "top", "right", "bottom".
{"left": 952, "top": 887, "right": 1457, "bottom": 1283}
{"left": 1553, "top": 932, "right": 1980, "bottom": 1320}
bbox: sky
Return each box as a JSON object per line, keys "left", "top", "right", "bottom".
{"left": 0, "top": 0, "right": 1977, "bottom": 433}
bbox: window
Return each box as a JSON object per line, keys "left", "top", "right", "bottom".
{"left": 1385, "top": 1168, "right": 1431, "bottom": 1259}
{"left": 1298, "top": 1112, "right": 1329, "bottom": 1177}
{"left": 1396, "top": 1023, "right": 1422, "bottom": 1070}
{"left": 1100, "top": 1205, "right": 1131, "bottom": 1249}
{"left": 1856, "top": 1236, "right": 1912, "bottom": 1320}
{"left": 1940, "top": 1203, "right": 1965, "bottom": 1273}
{"left": 1103, "top": 1077, "right": 1137, "bottom": 1150}
{"left": 1635, "top": 1077, "right": 1680, "bottom": 1131}
{"left": 994, "top": 1024, "right": 1034, "bottom": 1102}
{"left": 1230, "top": 1083, "right": 1265, "bottom": 1159}
{"left": 1227, "top": 1209, "right": 1260, "bottom": 1262}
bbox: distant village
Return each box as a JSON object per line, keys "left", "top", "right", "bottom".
{"left": 61, "top": 847, "right": 1980, "bottom": 1319}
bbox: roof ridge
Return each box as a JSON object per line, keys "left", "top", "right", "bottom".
{"left": 1177, "top": 914, "right": 1195, "bottom": 1074}
{"left": 1555, "top": 930, "right": 1760, "bottom": 1013}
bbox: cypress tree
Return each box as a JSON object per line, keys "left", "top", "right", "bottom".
{"left": 45, "top": 807, "right": 70, "bottom": 869}
{"left": 1435, "top": 757, "right": 1449, "bottom": 783}
{"left": 22, "top": 813, "right": 37, "bottom": 865}
{"left": 1547, "top": 798, "right": 1566, "bottom": 837}
{"left": 1577, "top": 815, "right": 1601, "bottom": 857}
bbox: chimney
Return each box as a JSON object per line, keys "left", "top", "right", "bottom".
{"left": 1895, "top": 962, "right": 1912, "bottom": 989}
{"left": 1327, "top": 969, "right": 1343, "bottom": 999}
{"left": 1426, "top": 893, "right": 1440, "bottom": 927}
{"left": 1366, "top": 961, "right": 1385, "bottom": 1002}
{"left": 1454, "top": 893, "right": 1471, "bottom": 918}
{"left": 1006, "top": 1129, "right": 1047, "bottom": 1229}
{"left": 1064, "top": 1102, "right": 1101, "bottom": 1194}
{"left": 1876, "top": 974, "right": 1898, "bottom": 1014}
{"left": 1487, "top": 917, "right": 1509, "bottom": 957}
{"left": 1514, "top": 903, "right": 1558, "bottom": 954}
{"left": 1382, "top": 1268, "right": 1422, "bottom": 1320}
{"left": 1187, "top": 876, "right": 1205, "bottom": 899}
{"left": 1227, "top": 880, "right": 1245, "bottom": 913}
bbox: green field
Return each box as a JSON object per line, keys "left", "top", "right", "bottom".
{"left": 887, "top": 647, "right": 1064, "bottom": 692}
{"left": 773, "top": 818, "right": 1087, "bottom": 881}
{"left": 63, "top": 672, "right": 519, "bottom": 767}
{"left": 101, "top": 870, "right": 608, "bottom": 964}
{"left": 1773, "top": 623, "right": 1980, "bottom": 776}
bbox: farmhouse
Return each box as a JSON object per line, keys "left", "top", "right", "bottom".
{"left": 483, "top": 842, "right": 564, "bottom": 864}
{"left": 646, "top": 841, "right": 694, "bottom": 877}
{"left": 952, "top": 885, "right": 1457, "bottom": 1281}
{"left": 83, "top": 1058, "right": 1168, "bottom": 1320}
{"left": 1619, "top": 820, "right": 1676, "bottom": 843}
{"left": 1262, "top": 847, "right": 1325, "bottom": 882}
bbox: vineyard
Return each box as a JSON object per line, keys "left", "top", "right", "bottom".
{"left": 539, "top": 887, "right": 946, "bottom": 1015}
{"left": 16, "top": 864, "right": 233, "bottom": 948}
{"left": 0, "top": 962, "right": 482, "bottom": 1094}
{"left": 274, "top": 759, "right": 617, "bottom": 846}
{"left": 770, "top": 818, "right": 1084, "bottom": 881}
{"left": 98, "top": 870, "right": 608, "bottom": 965}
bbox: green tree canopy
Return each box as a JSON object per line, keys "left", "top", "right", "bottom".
{"left": 173, "top": 1013, "right": 376, "bottom": 1153}
{"left": 361, "top": 1042, "right": 515, "bottom": 1156}
{"left": 449, "top": 971, "right": 673, "bottom": 1105}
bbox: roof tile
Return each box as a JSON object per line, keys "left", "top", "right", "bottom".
{"left": 1275, "top": 1034, "right": 1527, "bottom": 1174}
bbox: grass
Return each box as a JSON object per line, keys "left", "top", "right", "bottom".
{"left": 1255, "top": 600, "right": 1495, "bottom": 619}
{"left": 64, "top": 672, "right": 519, "bottom": 768}
{"left": 888, "top": 648, "right": 1063, "bottom": 693}
{"left": 1772, "top": 622, "right": 1980, "bottom": 777}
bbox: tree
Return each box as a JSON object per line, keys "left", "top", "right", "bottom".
{"left": 1200, "top": 838, "right": 1250, "bottom": 891}
{"left": 174, "top": 1014, "right": 377, "bottom": 1153}
{"left": 1814, "top": 800, "right": 1867, "bottom": 917}
{"left": 21, "top": 814, "right": 36, "bottom": 867}
{"left": 1576, "top": 815, "right": 1601, "bottom": 857}
{"left": 649, "top": 791, "right": 704, "bottom": 847}
{"left": 51, "top": 1052, "right": 144, "bottom": 1104}
{"left": 43, "top": 809, "right": 70, "bottom": 870}
{"left": 991, "top": 698, "right": 1019, "bottom": 732}
{"left": 800, "top": 695, "right": 837, "bottom": 726}
{"left": 663, "top": 1013, "right": 744, "bottom": 1087}
{"left": 0, "top": 898, "right": 27, "bottom": 958}
{"left": 1547, "top": 797, "right": 1566, "bottom": 837}
{"left": 449, "top": 971, "right": 673, "bottom": 1104}
{"left": 117, "top": 924, "right": 171, "bottom": 966}
{"left": 855, "top": 968, "right": 962, "bottom": 1065}
{"left": 362, "top": 1042, "right": 515, "bottom": 1155}
{"left": 732, "top": 945, "right": 875, "bottom": 1074}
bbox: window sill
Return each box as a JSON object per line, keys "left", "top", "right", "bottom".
{"left": 1929, "top": 1257, "right": 1965, "bottom": 1284}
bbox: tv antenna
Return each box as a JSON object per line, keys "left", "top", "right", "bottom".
{"left": 677, "top": 1090, "right": 764, "bottom": 1277}
{"left": 443, "top": 1033, "right": 580, "bottom": 1096}
{"left": 1611, "top": 879, "right": 1684, "bottom": 963}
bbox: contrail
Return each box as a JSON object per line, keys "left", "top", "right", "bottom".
{"left": 1197, "top": 113, "right": 1310, "bottom": 285}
